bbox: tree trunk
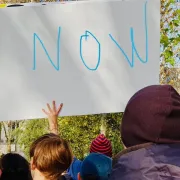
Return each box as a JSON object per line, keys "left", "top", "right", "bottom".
{"left": 7, "top": 140, "right": 11, "bottom": 153}
{"left": 100, "top": 114, "right": 106, "bottom": 135}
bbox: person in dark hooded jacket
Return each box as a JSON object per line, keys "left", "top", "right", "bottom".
{"left": 110, "top": 85, "right": 180, "bottom": 180}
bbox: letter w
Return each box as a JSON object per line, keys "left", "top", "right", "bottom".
{"left": 109, "top": 1, "right": 148, "bottom": 68}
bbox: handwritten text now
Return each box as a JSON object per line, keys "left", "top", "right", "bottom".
{"left": 33, "top": 1, "right": 148, "bottom": 71}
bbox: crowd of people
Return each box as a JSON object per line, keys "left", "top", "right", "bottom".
{"left": 0, "top": 84, "right": 180, "bottom": 180}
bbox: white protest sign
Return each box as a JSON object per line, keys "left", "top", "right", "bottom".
{"left": 0, "top": 0, "right": 160, "bottom": 121}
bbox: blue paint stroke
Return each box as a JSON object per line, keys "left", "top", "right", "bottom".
{"left": 109, "top": 1, "right": 148, "bottom": 68}
{"left": 33, "top": 27, "right": 61, "bottom": 71}
{"left": 80, "top": 31, "right": 101, "bottom": 71}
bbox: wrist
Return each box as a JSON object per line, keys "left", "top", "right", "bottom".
{"left": 49, "top": 127, "right": 58, "bottom": 135}
{"left": 48, "top": 117, "right": 58, "bottom": 127}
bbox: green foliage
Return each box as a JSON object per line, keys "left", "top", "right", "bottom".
{"left": 58, "top": 115, "right": 101, "bottom": 160}
{"left": 58, "top": 113, "right": 123, "bottom": 160}
{"left": 103, "top": 113, "right": 124, "bottom": 156}
{"left": 14, "top": 119, "right": 48, "bottom": 160}
{"left": 14, "top": 113, "right": 123, "bottom": 160}
{"left": 160, "top": 0, "right": 180, "bottom": 67}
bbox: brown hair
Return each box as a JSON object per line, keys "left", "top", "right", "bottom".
{"left": 29, "top": 133, "right": 59, "bottom": 158}
{"left": 32, "top": 137, "right": 73, "bottom": 180}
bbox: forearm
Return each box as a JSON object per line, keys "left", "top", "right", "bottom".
{"left": 49, "top": 117, "right": 59, "bottom": 135}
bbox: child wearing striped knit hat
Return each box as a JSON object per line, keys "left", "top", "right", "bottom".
{"left": 67, "top": 134, "right": 112, "bottom": 180}
{"left": 90, "top": 134, "right": 112, "bottom": 158}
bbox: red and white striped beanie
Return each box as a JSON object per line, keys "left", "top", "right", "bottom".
{"left": 90, "top": 134, "right": 112, "bottom": 158}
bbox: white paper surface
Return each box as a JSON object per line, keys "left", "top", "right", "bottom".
{"left": 0, "top": 0, "right": 160, "bottom": 121}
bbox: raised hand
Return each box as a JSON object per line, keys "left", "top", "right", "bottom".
{"left": 42, "top": 101, "right": 63, "bottom": 135}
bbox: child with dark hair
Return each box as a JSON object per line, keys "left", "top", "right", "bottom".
{"left": 0, "top": 153, "right": 32, "bottom": 180}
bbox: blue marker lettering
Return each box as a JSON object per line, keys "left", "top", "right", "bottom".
{"left": 33, "top": 27, "right": 61, "bottom": 71}
{"left": 109, "top": 1, "right": 148, "bottom": 68}
{"left": 80, "top": 31, "right": 101, "bottom": 71}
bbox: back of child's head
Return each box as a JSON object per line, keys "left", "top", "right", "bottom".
{"left": 32, "top": 136, "right": 73, "bottom": 180}
{"left": 90, "top": 134, "right": 112, "bottom": 158}
{"left": 0, "top": 153, "right": 32, "bottom": 180}
{"left": 79, "top": 153, "right": 112, "bottom": 180}
{"left": 30, "top": 133, "right": 59, "bottom": 158}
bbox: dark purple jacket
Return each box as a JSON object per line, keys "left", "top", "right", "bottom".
{"left": 110, "top": 143, "right": 180, "bottom": 180}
